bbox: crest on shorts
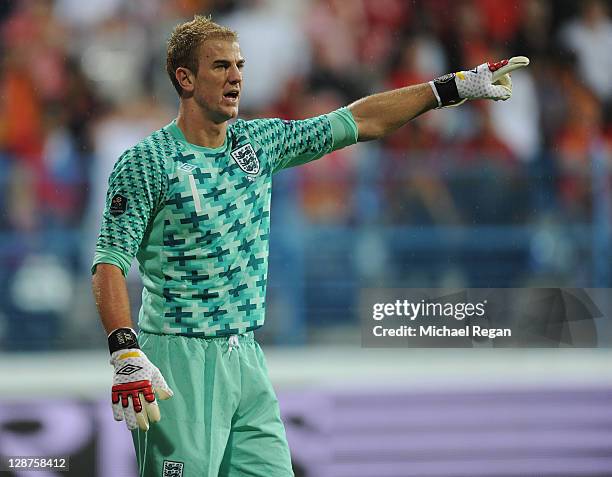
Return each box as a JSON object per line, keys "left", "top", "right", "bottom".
{"left": 163, "top": 460, "right": 184, "bottom": 477}
{"left": 230, "top": 144, "right": 260, "bottom": 175}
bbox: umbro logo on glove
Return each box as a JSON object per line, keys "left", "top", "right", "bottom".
{"left": 116, "top": 363, "right": 144, "bottom": 376}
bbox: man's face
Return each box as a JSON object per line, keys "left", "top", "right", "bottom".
{"left": 192, "top": 40, "right": 244, "bottom": 123}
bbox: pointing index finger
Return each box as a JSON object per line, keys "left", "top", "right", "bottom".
{"left": 492, "top": 56, "right": 530, "bottom": 83}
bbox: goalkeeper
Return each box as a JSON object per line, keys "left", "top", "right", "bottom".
{"left": 92, "top": 15, "right": 527, "bottom": 477}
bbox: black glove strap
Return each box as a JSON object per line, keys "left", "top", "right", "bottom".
{"left": 432, "top": 73, "right": 461, "bottom": 107}
{"left": 108, "top": 328, "right": 140, "bottom": 354}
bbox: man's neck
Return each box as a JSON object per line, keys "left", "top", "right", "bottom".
{"left": 176, "top": 101, "right": 227, "bottom": 149}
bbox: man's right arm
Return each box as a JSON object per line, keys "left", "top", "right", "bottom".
{"left": 92, "top": 147, "right": 172, "bottom": 432}
{"left": 91, "top": 263, "right": 134, "bottom": 334}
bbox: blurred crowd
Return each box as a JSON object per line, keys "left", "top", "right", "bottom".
{"left": 0, "top": 0, "right": 611, "bottom": 348}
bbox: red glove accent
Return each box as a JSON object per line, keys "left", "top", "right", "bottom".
{"left": 112, "top": 380, "right": 156, "bottom": 413}
{"left": 488, "top": 59, "right": 509, "bottom": 72}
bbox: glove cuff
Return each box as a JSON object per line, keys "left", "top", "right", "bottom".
{"left": 108, "top": 327, "right": 140, "bottom": 354}
{"left": 430, "top": 73, "right": 461, "bottom": 108}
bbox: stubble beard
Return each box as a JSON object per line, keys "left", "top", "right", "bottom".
{"left": 195, "top": 94, "right": 237, "bottom": 124}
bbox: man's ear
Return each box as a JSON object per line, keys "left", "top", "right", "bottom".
{"left": 176, "top": 67, "right": 195, "bottom": 95}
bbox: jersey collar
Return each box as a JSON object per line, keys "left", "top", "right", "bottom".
{"left": 166, "top": 119, "right": 228, "bottom": 153}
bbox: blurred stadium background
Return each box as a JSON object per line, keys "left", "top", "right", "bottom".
{"left": 1, "top": 0, "right": 611, "bottom": 476}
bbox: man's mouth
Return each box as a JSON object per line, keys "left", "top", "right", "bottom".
{"left": 223, "top": 91, "right": 240, "bottom": 103}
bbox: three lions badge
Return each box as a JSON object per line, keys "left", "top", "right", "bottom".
{"left": 230, "top": 144, "right": 260, "bottom": 176}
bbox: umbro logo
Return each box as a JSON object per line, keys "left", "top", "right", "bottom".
{"left": 177, "top": 162, "right": 196, "bottom": 173}
{"left": 116, "top": 364, "right": 143, "bottom": 376}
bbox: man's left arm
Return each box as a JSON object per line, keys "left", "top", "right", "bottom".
{"left": 349, "top": 83, "right": 438, "bottom": 142}
{"left": 262, "top": 57, "right": 526, "bottom": 170}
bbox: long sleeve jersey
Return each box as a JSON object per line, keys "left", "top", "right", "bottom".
{"left": 93, "top": 108, "right": 358, "bottom": 336}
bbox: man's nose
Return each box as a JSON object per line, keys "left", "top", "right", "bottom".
{"left": 228, "top": 65, "right": 242, "bottom": 84}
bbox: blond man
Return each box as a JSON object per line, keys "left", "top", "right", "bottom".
{"left": 92, "top": 15, "right": 521, "bottom": 477}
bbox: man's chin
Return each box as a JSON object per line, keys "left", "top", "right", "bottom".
{"left": 210, "top": 112, "right": 237, "bottom": 125}
{"left": 217, "top": 105, "right": 239, "bottom": 122}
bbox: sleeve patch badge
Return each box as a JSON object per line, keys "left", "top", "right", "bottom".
{"left": 109, "top": 193, "right": 128, "bottom": 216}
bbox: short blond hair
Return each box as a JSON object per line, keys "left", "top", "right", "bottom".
{"left": 166, "top": 15, "right": 238, "bottom": 96}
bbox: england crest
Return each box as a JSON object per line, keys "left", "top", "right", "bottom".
{"left": 230, "top": 144, "right": 260, "bottom": 175}
{"left": 162, "top": 460, "right": 184, "bottom": 477}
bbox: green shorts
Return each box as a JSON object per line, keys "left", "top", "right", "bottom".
{"left": 131, "top": 331, "right": 294, "bottom": 477}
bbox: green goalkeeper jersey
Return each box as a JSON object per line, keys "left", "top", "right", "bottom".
{"left": 93, "top": 108, "right": 357, "bottom": 336}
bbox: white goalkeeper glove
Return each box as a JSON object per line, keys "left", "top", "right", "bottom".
{"left": 108, "top": 328, "right": 173, "bottom": 431}
{"left": 429, "top": 56, "right": 529, "bottom": 108}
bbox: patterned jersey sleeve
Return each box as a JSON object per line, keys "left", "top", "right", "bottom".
{"left": 243, "top": 114, "right": 334, "bottom": 173}
{"left": 93, "top": 147, "right": 167, "bottom": 275}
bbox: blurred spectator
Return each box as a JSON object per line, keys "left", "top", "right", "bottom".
{"left": 451, "top": 1, "right": 491, "bottom": 66}
{"left": 512, "top": 0, "right": 554, "bottom": 61}
{"left": 475, "top": 0, "right": 524, "bottom": 44}
{"left": 221, "top": 0, "right": 311, "bottom": 112}
{"left": 555, "top": 69, "right": 606, "bottom": 219}
{"left": 303, "top": 0, "right": 368, "bottom": 100}
{"left": 560, "top": 0, "right": 612, "bottom": 105}
{"left": 489, "top": 66, "right": 541, "bottom": 161}
{"left": 388, "top": 35, "right": 447, "bottom": 90}
{"left": 78, "top": 16, "right": 150, "bottom": 105}
{"left": 0, "top": 1, "right": 65, "bottom": 231}
{"left": 54, "top": 0, "right": 124, "bottom": 29}
{"left": 357, "top": 0, "right": 410, "bottom": 71}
